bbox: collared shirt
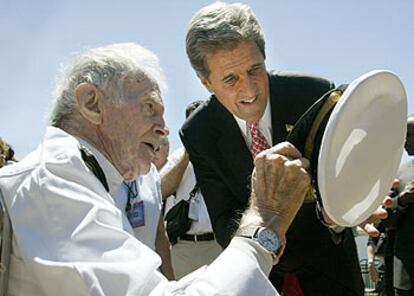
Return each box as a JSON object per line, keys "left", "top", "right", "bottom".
{"left": 77, "top": 137, "right": 124, "bottom": 196}
{"left": 0, "top": 126, "right": 277, "bottom": 295}
{"left": 114, "top": 165, "right": 163, "bottom": 250}
{"left": 233, "top": 97, "right": 273, "bottom": 148}
{"left": 78, "top": 138, "right": 163, "bottom": 250}
{"left": 163, "top": 147, "right": 213, "bottom": 235}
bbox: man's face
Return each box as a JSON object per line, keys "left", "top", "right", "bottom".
{"left": 202, "top": 41, "right": 269, "bottom": 121}
{"left": 405, "top": 118, "right": 414, "bottom": 155}
{"left": 99, "top": 76, "right": 168, "bottom": 180}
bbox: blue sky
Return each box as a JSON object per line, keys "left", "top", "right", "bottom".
{"left": 1, "top": 0, "right": 413, "bottom": 163}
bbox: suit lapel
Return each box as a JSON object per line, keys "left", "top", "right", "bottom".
{"left": 211, "top": 97, "right": 254, "bottom": 200}
{"left": 269, "top": 73, "right": 290, "bottom": 145}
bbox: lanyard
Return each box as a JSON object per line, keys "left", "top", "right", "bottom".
{"left": 80, "top": 146, "right": 109, "bottom": 192}
{"left": 124, "top": 180, "right": 138, "bottom": 212}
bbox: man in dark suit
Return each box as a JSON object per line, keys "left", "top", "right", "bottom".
{"left": 180, "top": 2, "right": 364, "bottom": 295}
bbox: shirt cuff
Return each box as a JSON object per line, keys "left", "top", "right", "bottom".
{"left": 228, "top": 237, "right": 273, "bottom": 275}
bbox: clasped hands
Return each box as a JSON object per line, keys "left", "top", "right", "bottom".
{"left": 246, "top": 141, "right": 389, "bottom": 241}
{"left": 245, "top": 142, "right": 310, "bottom": 241}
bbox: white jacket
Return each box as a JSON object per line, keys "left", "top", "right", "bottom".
{"left": 0, "top": 126, "right": 277, "bottom": 296}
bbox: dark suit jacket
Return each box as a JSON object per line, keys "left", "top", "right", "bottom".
{"left": 180, "top": 70, "right": 364, "bottom": 294}
{"left": 395, "top": 160, "right": 414, "bottom": 283}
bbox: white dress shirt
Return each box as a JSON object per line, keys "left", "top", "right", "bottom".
{"left": 79, "top": 139, "right": 163, "bottom": 251}
{"left": 0, "top": 126, "right": 278, "bottom": 296}
{"left": 163, "top": 148, "right": 213, "bottom": 234}
{"left": 234, "top": 97, "right": 273, "bottom": 148}
{"left": 113, "top": 165, "right": 162, "bottom": 250}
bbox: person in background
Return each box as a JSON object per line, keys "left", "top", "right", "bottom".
{"left": 153, "top": 137, "right": 170, "bottom": 171}
{"left": 0, "top": 42, "right": 314, "bottom": 295}
{"left": 162, "top": 100, "right": 222, "bottom": 279}
{"left": 137, "top": 134, "right": 175, "bottom": 279}
{"left": 366, "top": 220, "right": 395, "bottom": 296}
{"left": 384, "top": 115, "right": 414, "bottom": 295}
{"left": 366, "top": 178, "right": 402, "bottom": 296}
{"left": 0, "top": 137, "right": 16, "bottom": 168}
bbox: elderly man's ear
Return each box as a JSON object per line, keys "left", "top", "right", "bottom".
{"left": 75, "top": 83, "right": 104, "bottom": 125}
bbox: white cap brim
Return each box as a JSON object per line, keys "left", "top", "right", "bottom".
{"left": 318, "top": 70, "right": 407, "bottom": 226}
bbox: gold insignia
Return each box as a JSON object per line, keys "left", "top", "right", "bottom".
{"left": 285, "top": 124, "right": 294, "bottom": 132}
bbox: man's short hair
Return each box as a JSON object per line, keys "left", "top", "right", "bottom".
{"left": 49, "top": 43, "right": 166, "bottom": 130}
{"left": 0, "top": 137, "right": 15, "bottom": 167}
{"left": 186, "top": 2, "right": 266, "bottom": 80}
{"left": 185, "top": 100, "right": 204, "bottom": 118}
{"left": 405, "top": 114, "right": 414, "bottom": 155}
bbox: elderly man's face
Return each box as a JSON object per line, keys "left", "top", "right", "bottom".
{"left": 99, "top": 76, "right": 168, "bottom": 180}
{"left": 201, "top": 41, "right": 269, "bottom": 121}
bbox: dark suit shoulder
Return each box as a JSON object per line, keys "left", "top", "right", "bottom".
{"left": 274, "top": 70, "right": 332, "bottom": 103}
{"left": 269, "top": 70, "right": 334, "bottom": 99}
{"left": 269, "top": 70, "right": 333, "bottom": 86}
{"left": 266, "top": 70, "right": 335, "bottom": 143}
{"left": 180, "top": 96, "right": 225, "bottom": 154}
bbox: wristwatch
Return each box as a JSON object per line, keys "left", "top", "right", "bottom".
{"left": 236, "top": 226, "right": 281, "bottom": 264}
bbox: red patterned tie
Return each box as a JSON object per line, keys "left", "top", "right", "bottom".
{"left": 247, "top": 121, "right": 270, "bottom": 158}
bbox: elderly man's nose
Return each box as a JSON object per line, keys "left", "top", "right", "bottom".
{"left": 156, "top": 124, "right": 169, "bottom": 137}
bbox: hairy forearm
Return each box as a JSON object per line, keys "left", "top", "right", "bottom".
{"left": 367, "top": 244, "right": 376, "bottom": 261}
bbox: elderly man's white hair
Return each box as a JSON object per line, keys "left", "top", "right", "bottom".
{"left": 49, "top": 43, "right": 166, "bottom": 129}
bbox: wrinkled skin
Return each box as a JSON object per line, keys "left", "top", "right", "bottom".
{"left": 242, "top": 142, "right": 311, "bottom": 253}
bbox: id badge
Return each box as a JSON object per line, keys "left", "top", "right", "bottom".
{"left": 127, "top": 200, "right": 145, "bottom": 228}
{"left": 188, "top": 197, "right": 199, "bottom": 221}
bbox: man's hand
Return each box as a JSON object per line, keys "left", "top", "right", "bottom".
{"left": 244, "top": 142, "right": 311, "bottom": 239}
{"left": 360, "top": 207, "right": 388, "bottom": 237}
{"left": 397, "top": 182, "right": 414, "bottom": 205}
{"left": 361, "top": 179, "right": 400, "bottom": 236}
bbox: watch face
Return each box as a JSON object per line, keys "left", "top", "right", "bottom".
{"left": 256, "top": 227, "right": 280, "bottom": 253}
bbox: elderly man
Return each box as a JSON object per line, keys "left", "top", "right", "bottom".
{"left": 0, "top": 43, "right": 311, "bottom": 295}
{"left": 180, "top": 2, "right": 364, "bottom": 295}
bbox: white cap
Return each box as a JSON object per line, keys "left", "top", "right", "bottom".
{"left": 318, "top": 70, "right": 407, "bottom": 226}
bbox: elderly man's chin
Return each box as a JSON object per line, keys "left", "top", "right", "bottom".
{"left": 122, "top": 160, "right": 151, "bottom": 181}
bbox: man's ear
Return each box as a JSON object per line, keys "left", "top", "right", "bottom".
{"left": 75, "top": 83, "right": 103, "bottom": 125}
{"left": 200, "top": 76, "right": 213, "bottom": 93}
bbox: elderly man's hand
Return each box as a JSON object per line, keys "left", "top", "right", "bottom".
{"left": 247, "top": 142, "right": 311, "bottom": 238}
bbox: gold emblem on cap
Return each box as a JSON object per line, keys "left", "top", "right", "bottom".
{"left": 285, "top": 124, "right": 294, "bottom": 132}
{"left": 304, "top": 90, "right": 342, "bottom": 159}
